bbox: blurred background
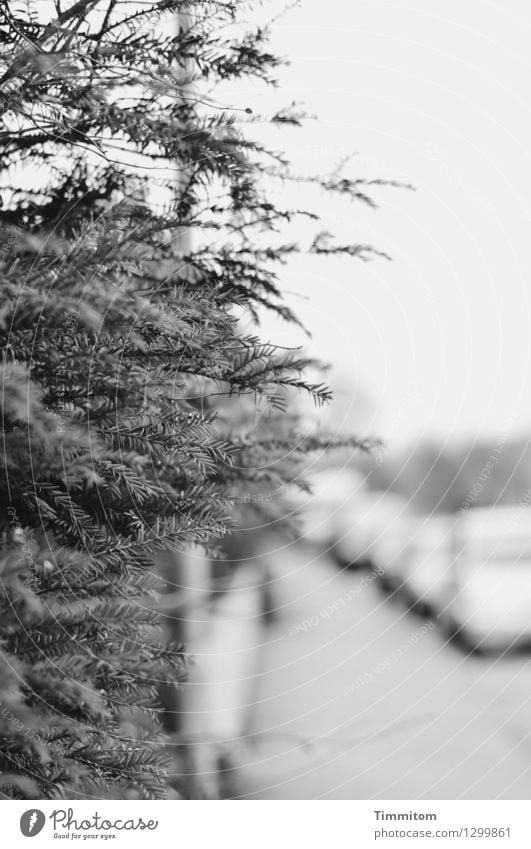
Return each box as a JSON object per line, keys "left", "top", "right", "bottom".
{"left": 167, "top": 0, "right": 531, "bottom": 800}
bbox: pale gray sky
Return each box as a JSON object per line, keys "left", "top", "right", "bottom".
{"left": 241, "top": 0, "right": 531, "bottom": 448}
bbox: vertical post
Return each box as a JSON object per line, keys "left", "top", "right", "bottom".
{"left": 156, "top": 11, "right": 217, "bottom": 800}
{"left": 158, "top": 5, "right": 193, "bottom": 728}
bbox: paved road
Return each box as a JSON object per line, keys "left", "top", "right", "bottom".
{"left": 235, "top": 545, "right": 531, "bottom": 799}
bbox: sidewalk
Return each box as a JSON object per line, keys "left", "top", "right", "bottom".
{"left": 234, "top": 543, "right": 531, "bottom": 799}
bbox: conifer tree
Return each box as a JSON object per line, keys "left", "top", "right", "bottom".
{"left": 0, "top": 0, "right": 390, "bottom": 798}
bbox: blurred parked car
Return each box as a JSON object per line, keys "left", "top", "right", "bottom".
{"left": 443, "top": 506, "right": 531, "bottom": 651}
{"left": 333, "top": 490, "right": 413, "bottom": 577}
{"left": 293, "top": 466, "right": 366, "bottom": 553}
{"left": 399, "top": 513, "right": 456, "bottom": 614}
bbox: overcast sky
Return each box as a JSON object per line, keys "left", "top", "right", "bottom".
{"left": 238, "top": 0, "right": 531, "bottom": 450}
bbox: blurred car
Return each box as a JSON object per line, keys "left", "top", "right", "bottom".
{"left": 333, "top": 490, "right": 413, "bottom": 578}
{"left": 398, "top": 512, "right": 456, "bottom": 614}
{"left": 443, "top": 506, "right": 531, "bottom": 651}
{"left": 292, "top": 466, "right": 366, "bottom": 553}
